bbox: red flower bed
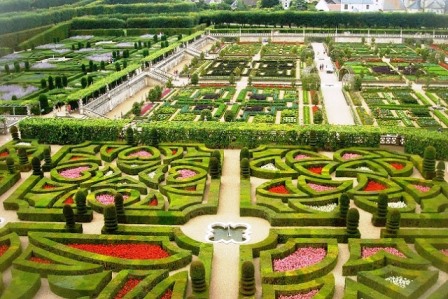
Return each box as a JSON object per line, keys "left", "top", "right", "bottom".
{"left": 149, "top": 197, "right": 158, "bottom": 206}
{"left": 43, "top": 184, "right": 56, "bottom": 190}
{"left": 199, "top": 83, "right": 228, "bottom": 88}
{"left": 268, "top": 185, "right": 289, "bottom": 194}
{"left": 0, "top": 151, "right": 9, "bottom": 157}
{"left": 29, "top": 256, "right": 53, "bottom": 264}
{"left": 64, "top": 196, "right": 74, "bottom": 205}
{"left": 171, "top": 149, "right": 177, "bottom": 155}
{"left": 312, "top": 105, "right": 319, "bottom": 113}
{"left": 0, "top": 244, "right": 9, "bottom": 257}
{"left": 440, "top": 62, "right": 448, "bottom": 70}
{"left": 389, "top": 162, "right": 404, "bottom": 170}
{"left": 70, "top": 156, "right": 82, "bottom": 161}
{"left": 363, "top": 181, "right": 386, "bottom": 191}
{"left": 308, "top": 166, "right": 323, "bottom": 175}
{"left": 114, "top": 278, "right": 142, "bottom": 299}
{"left": 185, "top": 186, "right": 196, "bottom": 191}
{"left": 67, "top": 243, "right": 170, "bottom": 260}
{"left": 140, "top": 103, "right": 154, "bottom": 115}
{"left": 161, "top": 289, "right": 173, "bottom": 299}
{"left": 161, "top": 88, "right": 171, "bottom": 98}
{"left": 106, "top": 148, "right": 114, "bottom": 153}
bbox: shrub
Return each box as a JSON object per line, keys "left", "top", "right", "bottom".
{"left": 239, "top": 260, "right": 255, "bottom": 296}
{"left": 241, "top": 158, "right": 250, "bottom": 178}
{"left": 339, "top": 193, "right": 349, "bottom": 220}
{"left": 10, "top": 125, "right": 20, "bottom": 141}
{"left": 386, "top": 209, "right": 401, "bottom": 236}
{"left": 190, "top": 260, "right": 206, "bottom": 293}
{"left": 434, "top": 161, "right": 446, "bottom": 182}
{"left": 346, "top": 208, "right": 360, "bottom": 238}
{"left": 18, "top": 148, "right": 28, "bottom": 165}
{"left": 423, "top": 146, "right": 436, "bottom": 179}
{"left": 149, "top": 128, "right": 159, "bottom": 147}
{"left": 209, "top": 157, "right": 220, "bottom": 179}
{"left": 31, "top": 157, "right": 43, "bottom": 177}
{"left": 309, "top": 130, "right": 317, "bottom": 150}
{"left": 211, "top": 150, "right": 221, "bottom": 174}
{"left": 126, "top": 127, "right": 135, "bottom": 146}
{"left": 102, "top": 205, "right": 118, "bottom": 233}
{"left": 63, "top": 205, "right": 76, "bottom": 232}
{"left": 6, "top": 157, "right": 15, "bottom": 174}
{"left": 240, "top": 147, "right": 250, "bottom": 160}
{"left": 114, "top": 193, "right": 126, "bottom": 223}
{"left": 43, "top": 148, "right": 52, "bottom": 171}
{"left": 377, "top": 192, "right": 388, "bottom": 218}
{"left": 75, "top": 189, "right": 87, "bottom": 215}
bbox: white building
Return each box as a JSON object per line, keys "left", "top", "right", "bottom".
{"left": 340, "top": 0, "right": 380, "bottom": 12}
{"left": 316, "top": 0, "right": 407, "bottom": 11}
{"left": 407, "top": 0, "right": 447, "bottom": 13}
{"left": 280, "top": 0, "right": 292, "bottom": 9}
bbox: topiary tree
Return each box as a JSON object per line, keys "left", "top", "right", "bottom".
{"left": 75, "top": 189, "right": 87, "bottom": 215}
{"left": 42, "top": 148, "right": 53, "bottom": 171}
{"left": 31, "top": 157, "right": 43, "bottom": 177}
{"left": 211, "top": 150, "right": 221, "bottom": 174}
{"left": 63, "top": 205, "right": 76, "bottom": 232}
{"left": 224, "top": 110, "right": 235, "bottom": 122}
{"left": 346, "top": 208, "right": 361, "bottom": 238}
{"left": 241, "top": 158, "right": 250, "bottom": 178}
{"left": 102, "top": 205, "right": 118, "bottom": 234}
{"left": 149, "top": 128, "right": 159, "bottom": 147}
{"left": 339, "top": 193, "right": 350, "bottom": 220}
{"left": 309, "top": 130, "right": 317, "bottom": 150}
{"left": 10, "top": 125, "right": 20, "bottom": 141}
{"left": 126, "top": 127, "right": 135, "bottom": 146}
{"left": 209, "top": 157, "right": 220, "bottom": 179}
{"left": 386, "top": 209, "right": 401, "bottom": 237}
{"left": 240, "top": 147, "right": 251, "bottom": 161}
{"left": 239, "top": 260, "right": 255, "bottom": 296}
{"left": 6, "top": 157, "right": 15, "bottom": 174}
{"left": 434, "top": 161, "right": 446, "bottom": 182}
{"left": 114, "top": 193, "right": 126, "bottom": 223}
{"left": 190, "top": 260, "right": 206, "bottom": 293}
{"left": 423, "top": 145, "right": 436, "bottom": 179}
{"left": 18, "top": 148, "right": 28, "bottom": 165}
{"left": 191, "top": 73, "right": 199, "bottom": 85}
{"left": 377, "top": 193, "right": 388, "bottom": 218}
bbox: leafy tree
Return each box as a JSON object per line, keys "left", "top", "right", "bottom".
{"left": 4, "top": 64, "right": 10, "bottom": 74}
{"left": 48, "top": 76, "right": 54, "bottom": 90}
{"left": 260, "top": 0, "right": 279, "bottom": 8}
{"left": 191, "top": 73, "right": 199, "bottom": 85}
{"left": 81, "top": 77, "right": 87, "bottom": 89}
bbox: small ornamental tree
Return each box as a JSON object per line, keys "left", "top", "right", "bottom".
{"left": 10, "top": 125, "right": 20, "bottom": 141}
{"left": 149, "top": 128, "right": 159, "bottom": 147}
{"left": 386, "top": 209, "right": 401, "bottom": 237}
{"left": 63, "top": 205, "right": 76, "bottom": 232}
{"left": 6, "top": 157, "right": 15, "bottom": 174}
{"left": 377, "top": 193, "right": 388, "bottom": 218}
{"left": 31, "top": 157, "right": 43, "bottom": 177}
{"left": 209, "top": 157, "right": 220, "bottom": 179}
{"left": 339, "top": 193, "right": 350, "bottom": 220}
{"left": 43, "top": 148, "right": 53, "bottom": 171}
{"left": 191, "top": 73, "right": 199, "bottom": 85}
{"left": 240, "top": 147, "right": 250, "bottom": 161}
{"left": 190, "top": 260, "right": 206, "bottom": 293}
{"left": 434, "top": 161, "right": 446, "bottom": 182}
{"left": 346, "top": 208, "right": 361, "bottom": 238}
{"left": 241, "top": 158, "right": 250, "bottom": 178}
{"left": 126, "top": 127, "right": 135, "bottom": 146}
{"left": 40, "top": 78, "right": 47, "bottom": 89}
{"left": 18, "top": 148, "right": 28, "bottom": 165}
{"left": 102, "top": 205, "right": 118, "bottom": 234}
{"left": 239, "top": 261, "right": 255, "bottom": 296}
{"left": 114, "top": 193, "right": 126, "bottom": 223}
{"left": 224, "top": 110, "right": 235, "bottom": 122}
{"left": 423, "top": 146, "right": 436, "bottom": 179}
{"left": 211, "top": 150, "right": 221, "bottom": 174}
{"left": 75, "top": 189, "right": 87, "bottom": 215}
{"left": 309, "top": 130, "right": 317, "bottom": 150}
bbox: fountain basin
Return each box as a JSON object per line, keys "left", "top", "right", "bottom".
{"left": 205, "top": 222, "right": 251, "bottom": 244}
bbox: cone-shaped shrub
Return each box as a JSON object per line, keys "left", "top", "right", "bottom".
{"left": 346, "top": 208, "right": 361, "bottom": 238}
{"left": 239, "top": 261, "right": 255, "bottom": 296}
{"left": 18, "top": 148, "right": 28, "bottom": 165}
{"left": 75, "top": 189, "right": 87, "bottom": 215}
{"left": 10, "top": 125, "right": 20, "bottom": 141}
{"left": 211, "top": 150, "right": 221, "bottom": 174}
{"left": 190, "top": 260, "right": 206, "bottom": 293}
{"left": 6, "top": 157, "right": 15, "bottom": 174}
{"left": 309, "top": 130, "right": 317, "bottom": 150}
{"left": 386, "top": 209, "right": 401, "bottom": 236}
{"left": 339, "top": 193, "right": 350, "bottom": 220}
{"left": 31, "top": 157, "right": 43, "bottom": 177}
{"left": 43, "top": 148, "right": 53, "bottom": 171}
{"left": 102, "top": 205, "right": 118, "bottom": 233}
{"left": 377, "top": 192, "right": 388, "bottom": 218}
{"left": 126, "top": 127, "right": 135, "bottom": 146}
{"left": 423, "top": 146, "right": 436, "bottom": 179}
{"left": 149, "top": 128, "right": 159, "bottom": 147}
{"left": 241, "top": 158, "right": 250, "bottom": 178}
{"left": 240, "top": 147, "right": 250, "bottom": 160}
{"left": 209, "top": 157, "right": 220, "bottom": 179}
{"left": 114, "top": 193, "right": 126, "bottom": 223}
{"left": 434, "top": 161, "right": 446, "bottom": 182}
{"left": 63, "top": 205, "right": 76, "bottom": 232}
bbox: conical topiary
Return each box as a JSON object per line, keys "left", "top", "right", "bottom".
{"left": 240, "top": 147, "right": 251, "bottom": 161}
{"left": 6, "top": 157, "right": 15, "bottom": 174}
{"left": 209, "top": 157, "right": 220, "bottom": 179}
{"left": 149, "top": 128, "right": 159, "bottom": 147}
{"left": 386, "top": 209, "right": 401, "bottom": 236}
{"left": 9, "top": 125, "right": 20, "bottom": 141}
{"left": 309, "top": 130, "right": 318, "bottom": 150}
{"left": 339, "top": 193, "right": 350, "bottom": 220}
{"left": 126, "top": 127, "right": 135, "bottom": 146}
{"left": 377, "top": 193, "right": 388, "bottom": 218}
{"left": 63, "top": 205, "right": 76, "bottom": 232}
{"left": 241, "top": 158, "right": 250, "bottom": 178}
{"left": 423, "top": 146, "right": 436, "bottom": 179}
{"left": 75, "top": 189, "right": 87, "bottom": 215}
{"left": 434, "top": 161, "right": 446, "bottom": 182}
{"left": 114, "top": 193, "right": 126, "bottom": 223}
{"left": 43, "top": 147, "right": 53, "bottom": 171}
{"left": 346, "top": 208, "right": 361, "bottom": 238}
{"left": 18, "top": 148, "right": 28, "bottom": 165}
{"left": 211, "top": 150, "right": 221, "bottom": 174}
{"left": 190, "top": 260, "right": 206, "bottom": 293}
{"left": 102, "top": 205, "right": 118, "bottom": 234}
{"left": 239, "top": 260, "right": 255, "bottom": 296}
{"left": 31, "top": 157, "right": 43, "bottom": 177}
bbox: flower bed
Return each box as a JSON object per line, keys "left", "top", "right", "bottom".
{"left": 294, "top": 154, "right": 310, "bottom": 160}
{"left": 388, "top": 201, "right": 407, "bottom": 209}
{"left": 149, "top": 197, "right": 158, "bottom": 206}
{"left": 389, "top": 162, "right": 404, "bottom": 170}
{"left": 29, "top": 256, "right": 52, "bottom": 264}
{"left": 96, "top": 193, "right": 115, "bottom": 205}
{"left": 128, "top": 151, "right": 152, "bottom": 158}
{"left": 307, "top": 183, "right": 336, "bottom": 192}
{"left": 308, "top": 203, "right": 337, "bottom": 212}
{"left": 177, "top": 169, "right": 197, "bottom": 179}
{"left": 43, "top": 184, "right": 56, "bottom": 190}
{"left": 307, "top": 167, "right": 323, "bottom": 175}
{"left": 278, "top": 289, "right": 319, "bottom": 299}
{"left": 68, "top": 243, "right": 170, "bottom": 259}
{"left": 114, "top": 278, "right": 141, "bottom": 299}
{"left": 268, "top": 185, "right": 289, "bottom": 194}
{"left": 361, "top": 247, "right": 405, "bottom": 259}
{"left": 161, "top": 289, "right": 173, "bottom": 299}
{"left": 440, "top": 249, "right": 448, "bottom": 256}
{"left": 413, "top": 185, "right": 430, "bottom": 193}
{"left": 385, "top": 275, "right": 412, "bottom": 288}
{"left": 0, "top": 244, "right": 8, "bottom": 256}
{"left": 261, "top": 163, "right": 279, "bottom": 171}
{"left": 273, "top": 247, "right": 326, "bottom": 272}
{"left": 363, "top": 181, "right": 386, "bottom": 191}
{"left": 59, "top": 166, "right": 90, "bottom": 179}
{"left": 0, "top": 151, "right": 9, "bottom": 157}
{"left": 342, "top": 153, "right": 362, "bottom": 160}
{"left": 64, "top": 196, "right": 74, "bottom": 205}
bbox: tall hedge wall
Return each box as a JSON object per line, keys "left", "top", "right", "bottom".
{"left": 19, "top": 22, "right": 71, "bottom": 50}
{"left": 0, "top": 25, "right": 51, "bottom": 51}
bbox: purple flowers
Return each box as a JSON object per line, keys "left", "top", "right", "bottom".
{"left": 36, "top": 43, "right": 65, "bottom": 49}
{"left": 177, "top": 169, "right": 197, "bottom": 179}
{"left": 96, "top": 193, "right": 115, "bottom": 205}
{"left": 413, "top": 184, "right": 430, "bottom": 192}
{"left": 59, "top": 166, "right": 89, "bottom": 179}
{"left": 87, "top": 53, "right": 112, "bottom": 62}
{"left": 0, "top": 84, "right": 38, "bottom": 100}
{"left": 116, "top": 42, "right": 134, "bottom": 48}
{"left": 128, "top": 150, "right": 152, "bottom": 158}
{"left": 361, "top": 247, "right": 405, "bottom": 259}
{"left": 273, "top": 247, "right": 326, "bottom": 272}
{"left": 294, "top": 154, "right": 310, "bottom": 160}
{"left": 307, "top": 183, "right": 336, "bottom": 192}
{"left": 31, "top": 62, "right": 56, "bottom": 70}
{"left": 278, "top": 290, "right": 319, "bottom": 299}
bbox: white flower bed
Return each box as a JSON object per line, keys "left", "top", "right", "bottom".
{"left": 105, "top": 171, "right": 114, "bottom": 177}
{"left": 308, "top": 203, "right": 337, "bottom": 212}
{"left": 69, "top": 35, "right": 94, "bottom": 40}
{"left": 385, "top": 276, "right": 412, "bottom": 288}
{"left": 148, "top": 171, "right": 156, "bottom": 179}
{"left": 388, "top": 201, "right": 407, "bottom": 208}
{"left": 15, "top": 142, "right": 32, "bottom": 146}
{"left": 260, "top": 163, "right": 279, "bottom": 171}
{"left": 356, "top": 166, "right": 373, "bottom": 172}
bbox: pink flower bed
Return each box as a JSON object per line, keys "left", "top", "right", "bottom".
{"left": 273, "top": 247, "right": 326, "bottom": 272}
{"left": 278, "top": 289, "right": 319, "bottom": 299}
{"left": 128, "top": 150, "right": 152, "bottom": 158}
{"left": 161, "top": 88, "right": 171, "bottom": 98}
{"left": 96, "top": 193, "right": 115, "bottom": 205}
{"left": 59, "top": 166, "right": 89, "bottom": 179}
{"left": 440, "top": 249, "right": 448, "bottom": 256}
{"left": 140, "top": 103, "right": 154, "bottom": 115}
{"left": 294, "top": 154, "right": 310, "bottom": 160}
{"left": 342, "top": 153, "right": 362, "bottom": 160}
{"left": 413, "top": 184, "right": 430, "bottom": 193}
{"left": 177, "top": 169, "right": 197, "bottom": 179}
{"left": 362, "top": 247, "right": 405, "bottom": 258}
{"left": 307, "top": 183, "right": 336, "bottom": 192}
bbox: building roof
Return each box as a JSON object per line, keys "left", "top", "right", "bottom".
{"left": 426, "top": 0, "right": 445, "bottom": 9}
{"left": 383, "top": 0, "right": 406, "bottom": 10}
{"left": 408, "top": 0, "right": 422, "bottom": 9}
{"left": 341, "top": 0, "right": 374, "bottom": 4}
